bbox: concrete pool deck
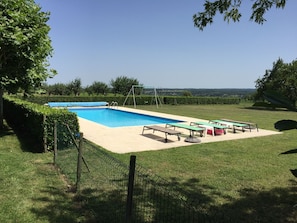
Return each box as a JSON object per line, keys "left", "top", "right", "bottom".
{"left": 78, "top": 107, "right": 281, "bottom": 154}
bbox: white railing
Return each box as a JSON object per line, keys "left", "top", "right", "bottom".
{"left": 109, "top": 101, "right": 118, "bottom": 109}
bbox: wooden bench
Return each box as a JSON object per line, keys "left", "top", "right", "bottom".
{"left": 142, "top": 125, "right": 181, "bottom": 142}
{"left": 166, "top": 123, "right": 205, "bottom": 137}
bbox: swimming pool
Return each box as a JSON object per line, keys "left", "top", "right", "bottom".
{"left": 48, "top": 101, "right": 108, "bottom": 107}
{"left": 69, "top": 108, "right": 183, "bottom": 127}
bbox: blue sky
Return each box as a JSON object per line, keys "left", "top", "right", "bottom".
{"left": 35, "top": 0, "right": 297, "bottom": 88}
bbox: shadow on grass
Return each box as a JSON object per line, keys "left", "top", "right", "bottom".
{"left": 274, "top": 120, "right": 297, "bottom": 131}
{"left": 157, "top": 179, "right": 297, "bottom": 223}
{"left": 278, "top": 146, "right": 297, "bottom": 179}
{"left": 243, "top": 105, "right": 290, "bottom": 112}
{"left": 0, "top": 120, "right": 41, "bottom": 153}
{"left": 30, "top": 186, "right": 82, "bottom": 223}
{"left": 31, "top": 186, "right": 132, "bottom": 222}
{"left": 216, "top": 182, "right": 297, "bottom": 223}
{"left": 28, "top": 174, "right": 297, "bottom": 222}
{"left": 0, "top": 121, "right": 15, "bottom": 137}
{"left": 280, "top": 149, "right": 297, "bottom": 155}
{"left": 4, "top": 121, "right": 43, "bottom": 153}
{"left": 164, "top": 178, "right": 297, "bottom": 222}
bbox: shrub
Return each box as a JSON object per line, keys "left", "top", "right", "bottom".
{"left": 3, "top": 96, "right": 79, "bottom": 152}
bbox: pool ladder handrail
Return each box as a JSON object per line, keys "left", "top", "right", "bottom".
{"left": 109, "top": 101, "right": 118, "bottom": 109}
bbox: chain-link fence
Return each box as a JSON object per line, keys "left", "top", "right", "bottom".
{"left": 53, "top": 122, "right": 225, "bottom": 222}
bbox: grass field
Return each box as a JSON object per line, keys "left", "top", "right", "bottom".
{"left": 111, "top": 102, "right": 297, "bottom": 222}
{"left": 1, "top": 102, "right": 297, "bottom": 222}
{"left": 0, "top": 122, "right": 84, "bottom": 223}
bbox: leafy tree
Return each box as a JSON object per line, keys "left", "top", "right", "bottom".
{"left": 46, "top": 83, "right": 69, "bottom": 95}
{"left": 0, "top": 0, "right": 56, "bottom": 129}
{"left": 193, "top": 0, "right": 286, "bottom": 30}
{"left": 255, "top": 58, "right": 297, "bottom": 108}
{"left": 84, "top": 85, "right": 93, "bottom": 96}
{"left": 67, "top": 78, "right": 82, "bottom": 96}
{"left": 182, "top": 90, "right": 193, "bottom": 97}
{"left": 110, "top": 76, "right": 140, "bottom": 96}
{"left": 85, "top": 81, "right": 109, "bottom": 95}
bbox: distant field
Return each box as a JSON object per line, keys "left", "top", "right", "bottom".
{"left": 156, "top": 88, "right": 255, "bottom": 97}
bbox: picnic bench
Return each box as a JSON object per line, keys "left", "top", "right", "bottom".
{"left": 142, "top": 125, "right": 181, "bottom": 142}
{"left": 166, "top": 123, "right": 205, "bottom": 137}
{"left": 220, "top": 118, "right": 258, "bottom": 132}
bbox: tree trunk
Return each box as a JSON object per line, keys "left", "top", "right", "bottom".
{"left": 0, "top": 88, "right": 3, "bottom": 130}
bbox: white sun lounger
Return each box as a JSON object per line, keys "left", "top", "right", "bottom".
{"left": 190, "top": 121, "right": 228, "bottom": 136}
{"left": 142, "top": 125, "right": 181, "bottom": 142}
{"left": 166, "top": 123, "right": 205, "bottom": 137}
{"left": 209, "top": 120, "right": 249, "bottom": 133}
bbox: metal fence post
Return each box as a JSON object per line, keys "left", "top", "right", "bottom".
{"left": 53, "top": 120, "right": 58, "bottom": 164}
{"left": 76, "top": 132, "right": 83, "bottom": 193}
{"left": 43, "top": 115, "right": 47, "bottom": 152}
{"left": 126, "top": 155, "right": 136, "bottom": 223}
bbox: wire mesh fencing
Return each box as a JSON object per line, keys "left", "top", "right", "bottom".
{"left": 54, "top": 129, "right": 128, "bottom": 222}
{"left": 54, "top": 122, "right": 225, "bottom": 222}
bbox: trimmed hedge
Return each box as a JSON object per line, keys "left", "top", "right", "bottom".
{"left": 23, "top": 95, "right": 121, "bottom": 105}
{"left": 162, "top": 96, "right": 240, "bottom": 105}
{"left": 3, "top": 96, "right": 79, "bottom": 153}
{"left": 23, "top": 95, "right": 240, "bottom": 105}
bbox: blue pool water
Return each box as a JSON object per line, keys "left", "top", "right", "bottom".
{"left": 48, "top": 101, "right": 108, "bottom": 107}
{"left": 69, "top": 108, "right": 183, "bottom": 127}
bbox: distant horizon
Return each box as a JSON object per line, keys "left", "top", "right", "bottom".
{"left": 45, "top": 81, "right": 256, "bottom": 90}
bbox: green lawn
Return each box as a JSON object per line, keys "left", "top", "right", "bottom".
{"left": 111, "top": 103, "right": 297, "bottom": 222}
{"left": 0, "top": 122, "right": 84, "bottom": 223}
{"left": 1, "top": 102, "right": 297, "bottom": 222}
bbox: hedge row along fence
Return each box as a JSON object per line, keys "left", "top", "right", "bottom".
{"left": 23, "top": 95, "right": 241, "bottom": 105}
{"left": 3, "top": 96, "right": 79, "bottom": 153}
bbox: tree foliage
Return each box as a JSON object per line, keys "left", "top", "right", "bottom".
{"left": 85, "top": 81, "right": 109, "bottom": 95}
{"left": 45, "top": 79, "right": 82, "bottom": 96}
{"left": 0, "top": 0, "right": 56, "bottom": 92}
{"left": 182, "top": 90, "right": 193, "bottom": 97}
{"left": 193, "top": 0, "right": 286, "bottom": 30}
{"left": 255, "top": 58, "right": 297, "bottom": 107}
{"left": 110, "top": 76, "right": 140, "bottom": 96}
{"left": 67, "top": 78, "right": 82, "bottom": 96}
{"left": 46, "top": 83, "right": 69, "bottom": 95}
{"left": 0, "top": 0, "right": 55, "bottom": 128}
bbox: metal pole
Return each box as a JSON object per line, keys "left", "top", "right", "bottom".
{"left": 43, "top": 115, "right": 47, "bottom": 152}
{"left": 123, "top": 87, "right": 133, "bottom": 106}
{"left": 154, "top": 88, "right": 159, "bottom": 108}
{"left": 53, "top": 120, "right": 57, "bottom": 164}
{"left": 126, "top": 155, "right": 136, "bottom": 223}
{"left": 64, "top": 124, "right": 90, "bottom": 172}
{"left": 76, "top": 132, "right": 83, "bottom": 193}
{"left": 132, "top": 86, "right": 136, "bottom": 108}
